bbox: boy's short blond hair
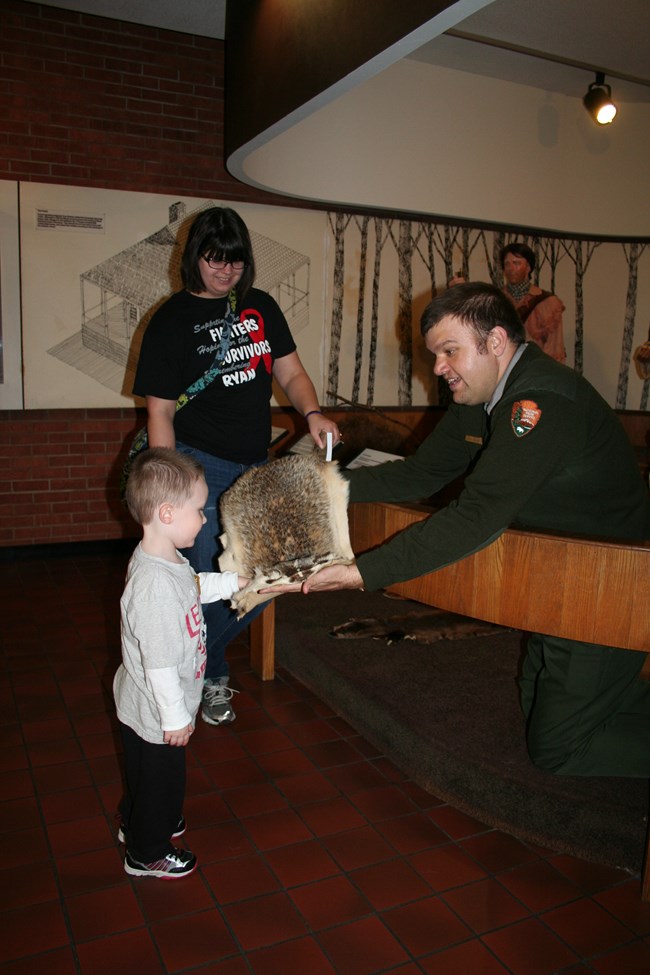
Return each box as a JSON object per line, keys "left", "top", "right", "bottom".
{"left": 125, "top": 448, "right": 205, "bottom": 525}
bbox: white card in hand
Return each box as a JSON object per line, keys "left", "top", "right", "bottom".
{"left": 326, "top": 431, "right": 333, "bottom": 462}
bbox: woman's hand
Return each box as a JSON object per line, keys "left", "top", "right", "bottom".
{"left": 306, "top": 411, "right": 342, "bottom": 450}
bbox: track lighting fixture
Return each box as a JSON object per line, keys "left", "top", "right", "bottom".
{"left": 583, "top": 72, "right": 617, "bottom": 125}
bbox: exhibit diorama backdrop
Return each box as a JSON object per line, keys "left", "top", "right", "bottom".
{"left": 325, "top": 214, "right": 650, "bottom": 412}
{"left": 2, "top": 180, "right": 649, "bottom": 414}
{"left": 10, "top": 183, "right": 325, "bottom": 411}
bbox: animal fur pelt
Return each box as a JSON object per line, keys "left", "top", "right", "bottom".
{"left": 331, "top": 607, "right": 510, "bottom": 645}
{"left": 218, "top": 452, "right": 354, "bottom": 617}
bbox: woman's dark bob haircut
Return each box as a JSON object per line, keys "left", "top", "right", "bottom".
{"left": 500, "top": 241, "right": 536, "bottom": 273}
{"left": 181, "top": 207, "right": 256, "bottom": 300}
{"left": 421, "top": 282, "right": 525, "bottom": 347}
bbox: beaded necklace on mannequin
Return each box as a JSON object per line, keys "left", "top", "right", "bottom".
{"left": 505, "top": 279, "right": 531, "bottom": 302}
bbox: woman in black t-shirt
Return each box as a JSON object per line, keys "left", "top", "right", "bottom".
{"left": 133, "top": 206, "right": 340, "bottom": 726}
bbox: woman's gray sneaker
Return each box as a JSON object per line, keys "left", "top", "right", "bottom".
{"left": 201, "top": 677, "right": 239, "bottom": 725}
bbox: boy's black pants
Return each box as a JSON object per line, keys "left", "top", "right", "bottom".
{"left": 118, "top": 722, "right": 186, "bottom": 863}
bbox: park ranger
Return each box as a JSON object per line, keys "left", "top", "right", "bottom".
{"left": 271, "top": 282, "right": 650, "bottom": 778}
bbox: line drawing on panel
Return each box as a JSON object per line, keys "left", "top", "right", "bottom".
{"left": 47, "top": 200, "right": 311, "bottom": 397}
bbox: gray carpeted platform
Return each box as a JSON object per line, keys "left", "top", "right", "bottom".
{"left": 275, "top": 588, "right": 649, "bottom": 874}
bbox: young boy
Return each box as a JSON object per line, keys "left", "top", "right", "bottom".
{"left": 114, "top": 448, "right": 247, "bottom": 879}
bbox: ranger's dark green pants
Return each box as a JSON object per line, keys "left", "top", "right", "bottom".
{"left": 519, "top": 634, "right": 650, "bottom": 777}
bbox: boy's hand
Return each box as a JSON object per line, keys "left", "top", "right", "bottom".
{"left": 164, "top": 723, "right": 193, "bottom": 747}
{"left": 237, "top": 576, "right": 250, "bottom": 589}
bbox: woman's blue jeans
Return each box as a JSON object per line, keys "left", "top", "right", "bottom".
{"left": 177, "top": 442, "right": 266, "bottom": 681}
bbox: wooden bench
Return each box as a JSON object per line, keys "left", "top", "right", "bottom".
{"left": 249, "top": 501, "right": 650, "bottom": 899}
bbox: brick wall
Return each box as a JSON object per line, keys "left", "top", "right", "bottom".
{"left": 1, "top": 407, "right": 145, "bottom": 547}
{"left": 0, "top": 1, "right": 297, "bottom": 548}
{"left": 0, "top": 0, "right": 283, "bottom": 201}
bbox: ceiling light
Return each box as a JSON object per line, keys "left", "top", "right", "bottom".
{"left": 583, "top": 72, "right": 617, "bottom": 125}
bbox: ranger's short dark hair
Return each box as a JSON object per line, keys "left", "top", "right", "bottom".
{"left": 420, "top": 282, "right": 525, "bottom": 347}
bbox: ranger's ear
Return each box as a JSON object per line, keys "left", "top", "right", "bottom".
{"left": 491, "top": 326, "right": 509, "bottom": 355}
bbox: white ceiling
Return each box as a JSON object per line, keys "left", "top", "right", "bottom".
{"left": 409, "top": 0, "right": 650, "bottom": 104}
{"left": 24, "top": 0, "right": 650, "bottom": 104}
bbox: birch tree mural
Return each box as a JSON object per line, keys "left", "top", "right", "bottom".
{"left": 325, "top": 210, "right": 649, "bottom": 412}
{"left": 326, "top": 212, "right": 351, "bottom": 405}
{"left": 351, "top": 215, "right": 370, "bottom": 404}
{"left": 416, "top": 222, "right": 452, "bottom": 406}
{"left": 458, "top": 226, "right": 483, "bottom": 281}
{"left": 366, "top": 218, "right": 391, "bottom": 405}
{"left": 425, "top": 223, "right": 460, "bottom": 287}
{"left": 479, "top": 228, "right": 506, "bottom": 286}
{"left": 559, "top": 239, "right": 600, "bottom": 375}
{"left": 396, "top": 220, "right": 414, "bottom": 405}
{"left": 443, "top": 225, "right": 459, "bottom": 286}
{"left": 617, "top": 242, "right": 647, "bottom": 409}
{"left": 426, "top": 223, "right": 437, "bottom": 296}
{"left": 538, "top": 237, "right": 561, "bottom": 293}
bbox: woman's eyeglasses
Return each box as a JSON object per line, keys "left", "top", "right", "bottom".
{"left": 202, "top": 257, "right": 246, "bottom": 271}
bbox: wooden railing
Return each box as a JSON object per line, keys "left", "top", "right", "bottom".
{"left": 249, "top": 501, "right": 650, "bottom": 899}
{"left": 347, "top": 503, "right": 650, "bottom": 651}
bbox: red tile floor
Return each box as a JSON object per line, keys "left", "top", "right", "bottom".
{"left": 1, "top": 547, "right": 649, "bottom": 975}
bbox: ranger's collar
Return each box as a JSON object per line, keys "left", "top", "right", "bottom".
{"left": 486, "top": 342, "right": 528, "bottom": 415}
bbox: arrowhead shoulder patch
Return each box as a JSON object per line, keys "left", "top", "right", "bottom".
{"left": 511, "top": 399, "right": 542, "bottom": 437}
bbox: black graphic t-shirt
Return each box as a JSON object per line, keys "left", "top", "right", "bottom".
{"left": 133, "top": 289, "right": 296, "bottom": 464}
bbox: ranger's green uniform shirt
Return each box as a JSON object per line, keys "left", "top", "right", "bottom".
{"left": 349, "top": 343, "right": 650, "bottom": 592}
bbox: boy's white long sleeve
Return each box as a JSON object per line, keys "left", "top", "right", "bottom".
{"left": 197, "top": 571, "right": 240, "bottom": 603}
{"left": 145, "top": 667, "right": 192, "bottom": 731}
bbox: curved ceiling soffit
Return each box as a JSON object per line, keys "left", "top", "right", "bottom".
{"left": 227, "top": 8, "right": 649, "bottom": 238}
{"left": 225, "top": 4, "right": 493, "bottom": 193}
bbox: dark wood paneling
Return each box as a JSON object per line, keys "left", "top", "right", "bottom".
{"left": 225, "top": 0, "right": 455, "bottom": 162}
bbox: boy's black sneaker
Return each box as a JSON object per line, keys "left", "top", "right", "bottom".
{"left": 118, "top": 816, "right": 186, "bottom": 845}
{"left": 124, "top": 847, "right": 197, "bottom": 879}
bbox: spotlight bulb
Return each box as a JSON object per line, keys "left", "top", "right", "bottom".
{"left": 596, "top": 101, "right": 617, "bottom": 125}
{"left": 583, "top": 73, "right": 617, "bottom": 125}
